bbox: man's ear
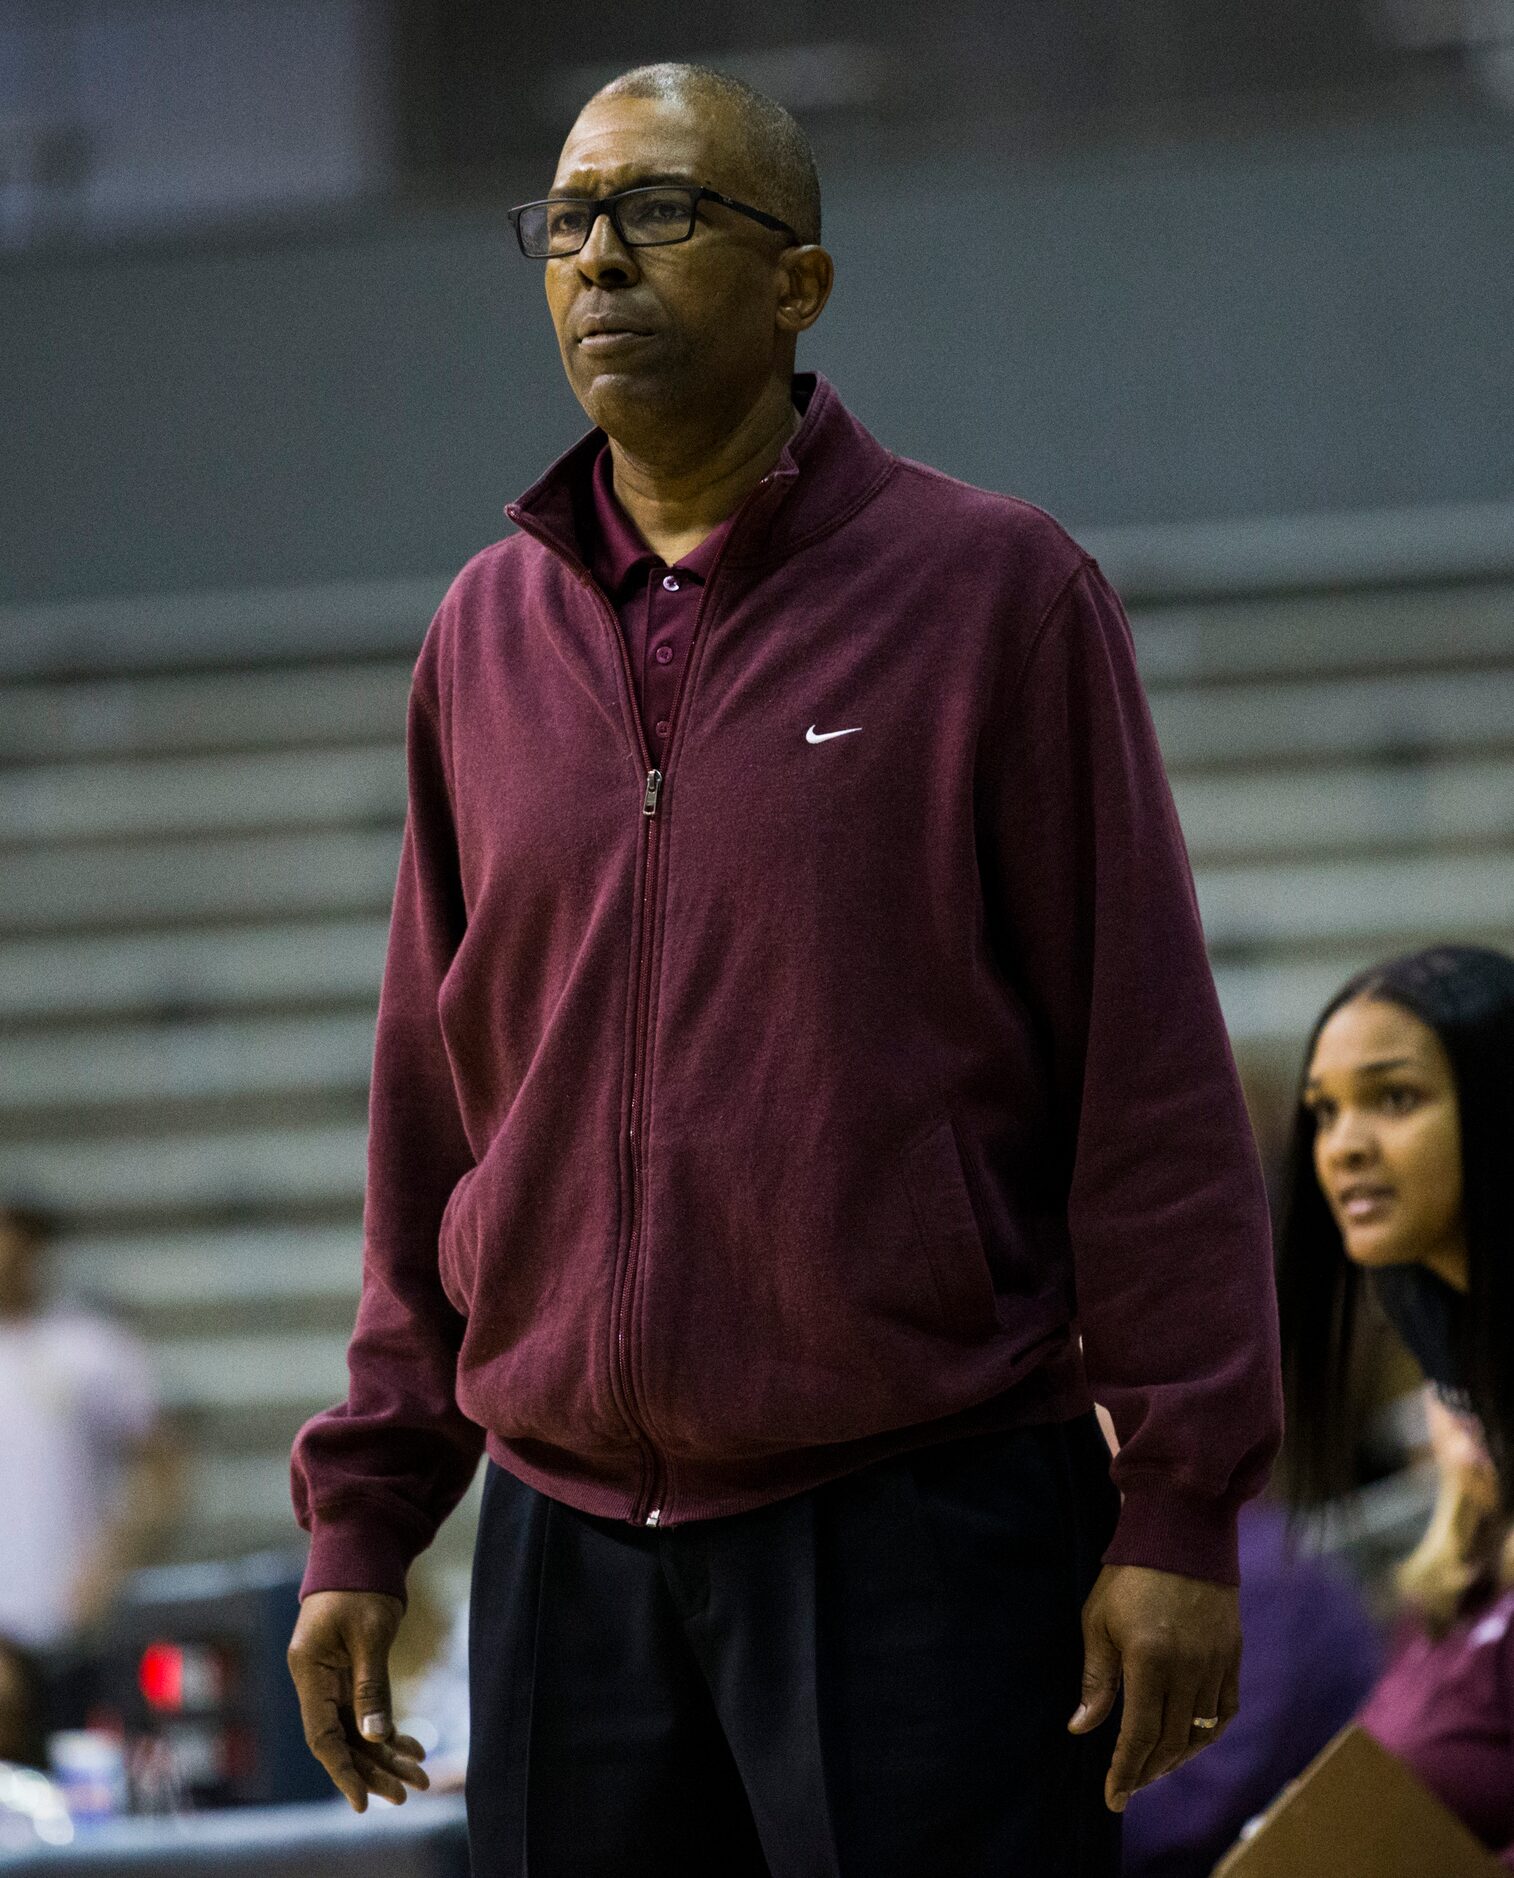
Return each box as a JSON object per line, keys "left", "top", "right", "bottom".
{"left": 776, "top": 246, "right": 835, "bottom": 334}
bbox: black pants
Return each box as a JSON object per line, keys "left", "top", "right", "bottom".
{"left": 466, "top": 1413, "right": 1123, "bottom": 1877}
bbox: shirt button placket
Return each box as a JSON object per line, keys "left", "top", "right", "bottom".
{"left": 648, "top": 571, "right": 686, "bottom": 755}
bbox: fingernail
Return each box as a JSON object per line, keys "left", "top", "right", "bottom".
{"left": 1068, "top": 1704, "right": 1089, "bottom": 1730}
{"left": 360, "top": 1714, "right": 388, "bottom": 1740}
{"left": 1111, "top": 1792, "right": 1129, "bottom": 1813}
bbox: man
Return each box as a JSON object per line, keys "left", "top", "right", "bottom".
{"left": 288, "top": 61, "right": 1283, "bottom": 1876}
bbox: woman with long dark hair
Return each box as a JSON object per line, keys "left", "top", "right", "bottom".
{"left": 1275, "top": 942, "right": 1514, "bottom": 1862}
{"left": 1277, "top": 943, "right": 1514, "bottom": 1505}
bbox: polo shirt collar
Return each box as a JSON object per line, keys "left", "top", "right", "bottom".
{"left": 585, "top": 437, "right": 734, "bottom": 597}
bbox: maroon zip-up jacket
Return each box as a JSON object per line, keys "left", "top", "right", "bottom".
{"left": 291, "top": 370, "right": 1282, "bottom": 1600}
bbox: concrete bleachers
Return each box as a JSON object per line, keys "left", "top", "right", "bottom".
{"left": 1, "top": 508, "right": 1511, "bottom": 1568}
{"left": 1171, "top": 759, "right": 1514, "bottom": 860}
{"left": 0, "top": 1013, "right": 377, "bottom": 1114}
{"left": 2, "top": 830, "right": 404, "bottom": 932}
{"left": 0, "top": 922, "right": 390, "bottom": 1021}
{"left": 1, "top": 831, "right": 403, "bottom": 932}
{"left": 0, "top": 597, "right": 421, "bottom": 1563}
{"left": 0, "top": 1127, "right": 367, "bottom": 1222}
{"left": 1155, "top": 668, "right": 1514, "bottom": 768}
{"left": 1133, "top": 579, "right": 1514, "bottom": 683}
{"left": 0, "top": 746, "right": 405, "bottom": 843}
{"left": 0, "top": 665, "right": 414, "bottom": 763}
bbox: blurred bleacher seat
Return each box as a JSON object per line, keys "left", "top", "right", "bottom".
{"left": 1096, "top": 500, "right": 1514, "bottom": 1072}
{"left": 0, "top": 501, "right": 1510, "bottom": 1569}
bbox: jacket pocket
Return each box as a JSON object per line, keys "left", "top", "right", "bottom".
{"left": 437, "top": 1165, "right": 478, "bottom": 1316}
{"left": 900, "top": 1113, "right": 999, "bottom": 1338}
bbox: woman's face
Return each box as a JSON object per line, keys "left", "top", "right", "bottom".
{"left": 1304, "top": 995, "right": 1468, "bottom": 1290}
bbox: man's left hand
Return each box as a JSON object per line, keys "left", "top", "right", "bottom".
{"left": 1067, "top": 1562, "right": 1241, "bottom": 1813}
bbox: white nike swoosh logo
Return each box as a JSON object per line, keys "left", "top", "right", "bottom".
{"left": 806, "top": 724, "right": 862, "bottom": 743}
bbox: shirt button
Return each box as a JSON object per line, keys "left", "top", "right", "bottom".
{"left": 654, "top": 644, "right": 674, "bottom": 664}
{"left": 662, "top": 573, "right": 680, "bottom": 592}
{"left": 655, "top": 719, "right": 670, "bottom": 736}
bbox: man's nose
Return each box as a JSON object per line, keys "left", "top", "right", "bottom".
{"left": 576, "top": 210, "right": 638, "bottom": 283}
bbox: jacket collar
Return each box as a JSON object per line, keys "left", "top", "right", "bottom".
{"left": 504, "top": 371, "right": 897, "bottom": 580}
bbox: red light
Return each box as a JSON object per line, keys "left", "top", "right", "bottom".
{"left": 138, "top": 1643, "right": 184, "bottom": 1711}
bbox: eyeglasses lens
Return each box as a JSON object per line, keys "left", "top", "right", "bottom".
{"left": 520, "top": 189, "right": 696, "bottom": 257}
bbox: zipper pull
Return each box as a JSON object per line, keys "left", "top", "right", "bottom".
{"left": 642, "top": 768, "right": 663, "bottom": 817}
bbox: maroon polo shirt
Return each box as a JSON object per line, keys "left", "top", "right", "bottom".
{"left": 585, "top": 438, "right": 738, "bottom": 762}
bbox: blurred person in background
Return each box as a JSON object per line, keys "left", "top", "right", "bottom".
{"left": 388, "top": 1571, "right": 471, "bottom": 1797}
{"left": 0, "top": 1202, "right": 180, "bottom": 1655}
{"left": 1276, "top": 943, "right": 1514, "bottom": 1866}
{"left": 0, "top": 1638, "right": 47, "bottom": 1771}
{"left": 288, "top": 59, "right": 1283, "bottom": 1877}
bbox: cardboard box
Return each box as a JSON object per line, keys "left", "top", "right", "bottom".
{"left": 1211, "top": 1724, "right": 1504, "bottom": 1877}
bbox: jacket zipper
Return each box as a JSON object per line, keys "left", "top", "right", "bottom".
{"left": 586, "top": 588, "right": 665, "bottom": 1527}
{"left": 507, "top": 474, "right": 782, "bottom": 1528}
{"left": 525, "top": 568, "right": 671, "bottom": 1523}
{"left": 615, "top": 553, "right": 735, "bottom": 1525}
{"left": 624, "top": 764, "right": 663, "bottom": 1521}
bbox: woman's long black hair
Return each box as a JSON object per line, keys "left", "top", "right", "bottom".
{"left": 1275, "top": 943, "right": 1514, "bottom": 1511}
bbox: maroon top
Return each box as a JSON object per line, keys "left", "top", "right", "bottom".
{"left": 583, "top": 431, "right": 737, "bottom": 761}
{"left": 290, "top": 370, "right": 1283, "bottom": 1603}
{"left": 1358, "top": 1583, "right": 1514, "bottom": 1864}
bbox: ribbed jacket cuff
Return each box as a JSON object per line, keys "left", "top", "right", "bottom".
{"left": 1103, "top": 1480, "right": 1242, "bottom": 1587}
{"left": 299, "top": 1505, "right": 421, "bottom": 1607}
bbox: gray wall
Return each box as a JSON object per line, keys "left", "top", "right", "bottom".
{"left": 3, "top": 104, "right": 1512, "bottom": 605}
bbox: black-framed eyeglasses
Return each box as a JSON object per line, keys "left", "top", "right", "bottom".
{"left": 507, "top": 184, "right": 800, "bottom": 259}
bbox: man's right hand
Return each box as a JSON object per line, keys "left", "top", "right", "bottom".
{"left": 287, "top": 1590, "right": 431, "bottom": 1810}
